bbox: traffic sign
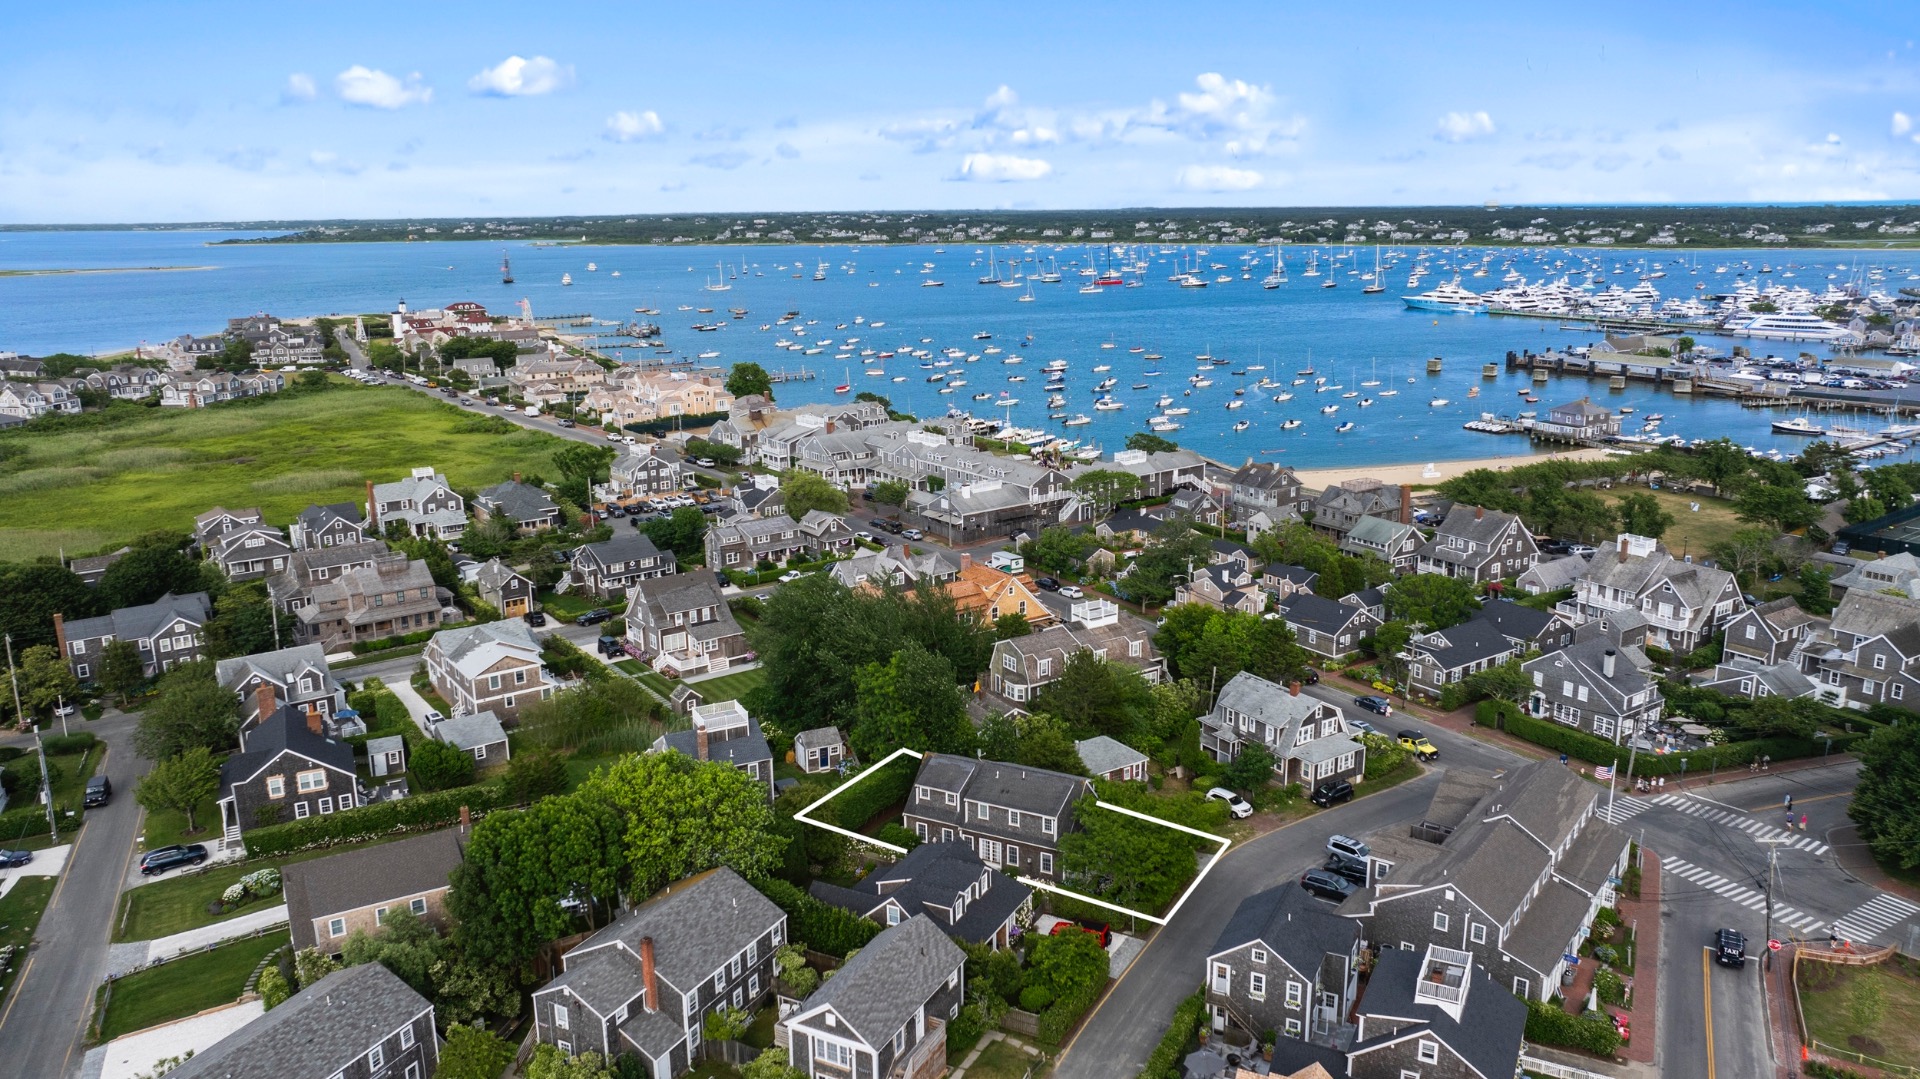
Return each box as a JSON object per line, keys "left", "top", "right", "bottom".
{"left": 1768, "top": 939, "right": 1783, "bottom": 952}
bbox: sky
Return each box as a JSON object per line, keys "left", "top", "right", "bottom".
{"left": 1, "top": 1, "right": 1917, "bottom": 222}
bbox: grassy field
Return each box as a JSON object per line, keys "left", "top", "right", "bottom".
{"left": 1798, "top": 959, "right": 1920, "bottom": 1071}
{"left": 114, "top": 838, "right": 404, "bottom": 942}
{"left": 687, "top": 667, "right": 767, "bottom": 704}
{"left": 0, "top": 385, "right": 568, "bottom": 562}
{"left": 964, "top": 1037, "right": 1050, "bottom": 1079}
{"left": 1621, "top": 487, "right": 1742, "bottom": 559}
{"left": 139, "top": 796, "right": 219, "bottom": 851}
{"left": 96, "top": 934, "right": 282, "bottom": 1041}
{"left": 0, "top": 876, "right": 57, "bottom": 1005}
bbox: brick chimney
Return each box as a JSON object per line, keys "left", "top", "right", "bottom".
{"left": 365, "top": 480, "right": 378, "bottom": 533}
{"left": 1475, "top": 505, "right": 1485, "bottom": 521}
{"left": 959, "top": 552, "right": 972, "bottom": 571}
{"left": 1618, "top": 542, "right": 1629, "bottom": 564}
{"left": 459, "top": 805, "right": 471, "bottom": 832}
{"left": 1398, "top": 485, "right": 1413, "bottom": 525}
{"left": 52, "top": 613, "right": 67, "bottom": 661}
{"left": 513, "top": 472, "right": 522, "bottom": 484}
{"left": 1289, "top": 681, "right": 1301, "bottom": 697}
{"left": 694, "top": 721, "right": 710, "bottom": 761}
{"left": 254, "top": 682, "right": 280, "bottom": 726}
{"left": 640, "top": 936, "right": 659, "bottom": 1012}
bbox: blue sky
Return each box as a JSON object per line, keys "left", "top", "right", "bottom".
{"left": 1, "top": 1, "right": 1916, "bottom": 221}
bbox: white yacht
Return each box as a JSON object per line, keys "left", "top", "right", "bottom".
{"left": 1402, "top": 279, "right": 1484, "bottom": 313}
{"left": 1723, "top": 310, "right": 1855, "bottom": 343}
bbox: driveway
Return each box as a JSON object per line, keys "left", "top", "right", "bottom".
{"left": 0, "top": 710, "right": 154, "bottom": 1079}
{"left": 1052, "top": 774, "right": 1447, "bottom": 1079}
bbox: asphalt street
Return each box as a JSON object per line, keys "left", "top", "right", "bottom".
{"left": 0, "top": 712, "right": 152, "bottom": 1079}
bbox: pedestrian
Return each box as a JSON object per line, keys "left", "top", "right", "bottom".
{"left": 1787, "top": 814, "right": 1795, "bottom": 831}
{"left": 1763, "top": 754, "right": 1772, "bottom": 771}
{"left": 1785, "top": 792, "right": 1794, "bottom": 811}
{"left": 1658, "top": 776, "right": 1665, "bottom": 791}
{"left": 1801, "top": 813, "right": 1808, "bottom": 832}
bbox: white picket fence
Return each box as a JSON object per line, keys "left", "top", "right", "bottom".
{"left": 1518, "top": 1054, "right": 1614, "bottom": 1079}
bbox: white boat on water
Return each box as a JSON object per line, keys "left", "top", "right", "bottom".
{"left": 1402, "top": 279, "right": 1484, "bottom": 313}
{"left": 1430, "top": 397, "right": 1451, "bottom": 407}
{"left": 1771, "top": 416, "right": 1829, "bottom": 436}
{"left": 1724, "top": 310, "right": 1857, "bottom": 343}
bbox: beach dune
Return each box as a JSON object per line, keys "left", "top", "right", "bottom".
{"left": 1288, "top": 447, "right": 1615, "bottom": 490}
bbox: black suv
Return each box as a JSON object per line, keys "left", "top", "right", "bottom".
{"left": 1034, "top": 576, "right": 1061, "bottom": 592}
{"left": 84, "top": 775, "right": 111, "bottom": 807}
{"left": 1299, "top": 869, "right": 1356, "bottom": 902}
{"left": 139, "top": 844, "right": 209, "bottom": 876}
{"left": 1322, "top": 852, "right": 1369, "bottom": 885}
{"left": 1715, "top": 928, "right": 1747, "bottom": 968}
{"left": 576, "top": 608, "right": 613, "bottom": 626}
{"left": 525, "top": 610, "right": 547, "bottom": 627}
{"left": 1310, "top": 778, "right": 1355, "bottom": 808}
{"left": 597, "top": 635, "right": 625, "bottom": 657}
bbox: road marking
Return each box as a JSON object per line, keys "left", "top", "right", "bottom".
{"left": 1702, "top": 946, "right": 1716, "bottom": 1079}
{"left": 1743, "top": 790, "right": 1852, "bottom": 812}
{"left": 1596, "top": 795, "right": 1653, "bottom": 824}
{"left": 1832, "top": 893, "right": 1920, "bottom": 945}
{"left": 1645, "top": 795, "right": 1828, "bottom": 854}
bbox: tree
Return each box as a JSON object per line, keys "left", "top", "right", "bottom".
{"left": 1727, "top": 696, "right": 1821, "bottom": 740}
{"left": 135, "top": 746, "right": 220, "bottom": 833}
{"left": 16, "top": 644, "right": 79, "bottom": 718}
{"left": 134, "top": 663, "right": 240, "bottom": 759}
{"left": 1796, "top": 564, "right": 1834, "bottom": 616}
{"left": 1125, "top": 518, "right": 1212, "bottom": 606}
{"left": 410, "top": 738, "right": 477, "bottom": 791}
{"left": 581, "top": 752, "right": 785, "bottom": 898}
{"left": 1025, "top": 927, "right": 1109, "bottom": 1000}
{"left": 849, "top": 641, "right": 973, "bottom": 760}
{"left": 1849, "top": 971, "right": 1886, "bottom": 1032}
{"left": 1843, "top": 496, "right": 1889, "bottom": 525}
{"left": 342, "top": 906, "right": 449, "bottom": 997}
{"left": 686, "top": 438, "right": 743, "bottom": 468}
{"left": 869, "top": 480, "right": 909, "bottom": 506}
{"left": 294, "top": 947, "right": 340, "bottom": 989}
{"left": 1058, "top": 797, "right": 1199, "bottom": 913}
{"left": 1463, "top": 658, "right": 1533, "bottom": 706}
{"left": 1711, "top": 527, "right": 1777, "bottom": 586}
{"left": 527, "top": 1045, "right": 616, "bottom": 1079}
{"left": 1383, "top": 574, "right": 1481, "bottom": 630}
{"left": 96, "top": 639, "right": 145, "bottom": 706}
{"left": 205, "top": 582, "right": 285, "bottom": 659}
{"left": 644, "top": 506, "right": 709, "bottom": 561}
{"left": 1022, "top": 526, "right": 1097, "bottom": 574}
{"left": 1125, "top": 432, "right": 1179, "bottom": 454}
{"left": 1733, "top": 484, "right": 1819, "bottom": 535}
{"left": 1850, "top": 722, "right": 1920, "bottom": 871}
{"left": 994, "top": 612, "right": 1032, "bottom": 639}
{"left": 450, "top": 794, "right": 628, "bottom": 970}
{"left": 1614, "top": 492, "right": 1675, "bottom": 540}
{"left": 1367, "top": 621, "right": 1414, "bottom": 686}
{"left": 779, "top": 471, "right": 849, "bottom": 520}
{"left": 742, "top": 1048, "right": 806, "bottom": 1079}
{"left": 435, "top": 1025, "right": 517, "bottom": 1079}
{"left": 1069, "top": 470, "right": 1142, "bottom": 516}
{"left": 1675, "top": 336, "right": 1696, "bottom": 356}
{"left": 1032, "top": 650, "right": 1154, "bottom": 740}
{"left": 726, "top": 362, "right": 774, "bottom": 401}
{"left": 257, "top": 964, "right": 293, "bottom": 1010}
{"left": 1222, "top": 742, "right": 1276, "bottom": 793}
{"left": 0, "top": 562, "right": 98, "bottom": 649}
{"left": 504, "top": 749, "right": 570, "bottom": 804}
{"left": 430, "top": 954, "right": 523, "bottom": 1027}
{"left": 98, "top": 540, "right": 205, "bottom": 611}
{"left": 704, "top": 1006, "right": 751, "bottom": 1043}
{"left": 552, "top": 443, "right": 617, "bottom": 510}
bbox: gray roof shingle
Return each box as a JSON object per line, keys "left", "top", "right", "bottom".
{"left": 167, "top": 962, "right": 431, "bottom": 1079}
{"left": 795, "top": 914, "right": 964, "bottom": 1047}
{"left": 1353, "top": 948, "right": 1526, "bottom": 1079}
{"left": 283, "top": 830, "right": 464, "bottom": 951}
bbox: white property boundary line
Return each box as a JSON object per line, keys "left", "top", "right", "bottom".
{"left": 793, "top": 746, "right": 1232, "bottom": 927}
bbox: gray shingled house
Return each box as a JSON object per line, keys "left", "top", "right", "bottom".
{"left": 808, "top": 840, "right": 1032, "bottom": 949}
{"left": 166, "top": 963, "right": 438, "bottom": 1079}
{"left": 285, "top": 828, "right": 465, "bottom": 955}
{"left": 1205, "top": 883, "right": 1362, "bottom": 1048}
{"left": 782, "top": 915, "right": 967, "bottom": 1079}
{"left": 901, "top": 754, "right": 1092, "bottom": 882}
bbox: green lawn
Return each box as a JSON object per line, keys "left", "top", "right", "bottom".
{"left": 687, "top": 667, "right": 766, "bottom": 704}
{"left": 114, "top": 838, "right": 403, "bottom": 943}
{"left": 1626, "top": 487, "right": 1742, "bottom": 560}
{"left": 0, "top": 876, "right": 57, "bottom": 1004}
{"left": 1798, "top": 959, "right": 1920, "bottom": 1070}
{"left": 96, "top": 934, "right": 283, "bottom": 1041}
{"left": 965, "top": 1037, "right": 1050, "bottom": 1079}
{"left": 140, "top": 797, "right": 219, "bottom": 851}
{"left": 0, "top": 385, "right": 567, "bottom": 562}
{"left": 539, "top": 591, "right": 627, "bottom": 622}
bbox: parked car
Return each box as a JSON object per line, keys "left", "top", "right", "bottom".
{"left": 1322, "top": 852, "right": 1369, "bottom": 884}
{"left": 596, "top": 635, "right": 625, "bottom": 657}
{"left": 139, "top": 844, "right": 208, "bottom": 876}
{"left": 1299, "top": 869, "right": 1356, "bottom": 902}
{"left": 1310, "top": 778, "right": 1355, "bottom": 808}
{"left": 1049, "top": 920, "right": 1112, "bottom": 948}
{"left": 577, "top": 608, "right": 614, "bottom": 626}
{"left": 1353, "top": 695, "right": 1392, "bottom": 716}
{"left": 901, "top": 528, "right": 924, "bottom": 541}
{"left": 54, "top": 702, "right": 77, "bottom": 718}
{"left": 1206, "top": 787, "right": 1254, "bottom": 819}
{"left": 84, "top": 775, "right": 112, "bottom": 807}
{"left": 1348, "top": 717, "right": 1377, "bottom": 738}
{"left": 0, "top": 849, "right": 32, "bottom": 868}
{"left": 1034, "top": 576, "right": 1061, "bottom": 592}
{"left": 1058, "top": 585, "right": 1085, "bottom": 600}
{"left": 1715, "top": 928, "right": 1747, "bottom": 968}
{"left": 778, "top": 570, "right": 804, "bottom": 583}
{"left": 422, "top": 709, "right": 444, "bottom": 725}
{"left": 525, "top": 610, "right": 547, "bottom": 627}
{"left": 557, "top": 418, "right": 574, "bottom": 428}
{"left": 854, "top": 530, "right": 873, "bottom": 542}
{"left": 1326, "top": 834, "right": 1370, "bottom": 861}
{"left": 1397, "top": 730, "right": 1439, "bottom": 760}
{"left": 1299, "top": 668, "right": 1320, "bottom": 685}
{"left": 695, "top": 457, "right": 716, "bottom": 468}
{"left": 605, "top": 429, "right": 623, "bottom": 441}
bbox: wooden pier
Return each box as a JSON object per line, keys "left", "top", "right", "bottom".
{"left": 769, "top": 368, "right": 817, "bottom": 383}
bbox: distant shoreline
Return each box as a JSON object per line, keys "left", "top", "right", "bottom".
{"left": 1289, "top": 447, "right": 1617, "bottom": 490}
{"left": 0, "top": 266, "right": 217, "bottom": 277}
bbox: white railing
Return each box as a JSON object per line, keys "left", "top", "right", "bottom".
{"left": 1519, "top": 1054, "right": 1612, "bottom": 1079}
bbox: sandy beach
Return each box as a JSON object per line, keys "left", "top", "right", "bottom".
{"left": 1289, "top": 446, "right": 1617, "bottom": 490}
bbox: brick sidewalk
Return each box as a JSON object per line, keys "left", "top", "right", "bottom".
{"left": 1618, "top": 850, "right": 1660, "bottom": 1065}
{"left": 1764, "top": 942, "right": 1801, "bottom": 1079}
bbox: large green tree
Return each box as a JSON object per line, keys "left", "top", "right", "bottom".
{"left": 450, "top": 793, "right": 627, "bottom": 970}
{"left": 850, "top": 641, "right": 974, "bottom": 760}
{"left": 410, "top": 738, "right": 478, "bottom": 791}
{"left": 1022, "top": 526, "right": 1097, "bottom": 574}
{"left": 1069, "top": 470, "right": 1142, "bottom": 516}
{"left": 1733, "top": 484, "right": 1819, "bottom": 534}
{"left": 1711, "top": 526, "right": 1777, "bottom": 586}
{"left": 644, "top": 506, "right": 709, "bottom": 561}
{"left": 16, "top": 644, "right": 79, "bottom": 719}
{"left": 98, "top": 639, "right": 146, "bottom": 706}
{"left": 434, "top": 1025, "right": 518, "bottom": 1079}
{"left": 1125, "top": 519, "right": 1213, "bottom": 606}
{"left": 1614, "top": 491, "right": 1675, "bottom": 540}
{"left": 1222, "top": 742, "right": 1276, "bottom": 793}
{"left": 204, "top": 582, "right": 286, "bottom": 659}
{"left": 1382, "top": 574, "right": 1481, "bottom": 630}
{"left": 135, "top": 745, "right": 220, "bottom": 833}
{"left": 1032, "top": 651, "right": 1155, "bottom": 740}
{"left": 1058, "top": 797, "right": 1200, "bottom": 913}
{"left": 779, "top": 470, "right": 849, "bottom": 520}
{"left": 0, "top": 562, "right": 98, "bottom": 649}
{"left": 134, "top": 662, "right": 240, "bottom": 759}
{"left": 1849, "top": 722, "right": 1920, "bottom": 871}
{"left": 98, "top": 540, "right": 207, "bottom": 612}
{"left": 342, "top": 906, "right": 449, "bottom": 997}
{"left": 1124, "top": 432, "right": 1179, "bottom": 454}
{"left": 552, "top": 443, "right": 617, "bottom": 510}
{"left": 725, "top": 362, "right": 774, "bottom": 401}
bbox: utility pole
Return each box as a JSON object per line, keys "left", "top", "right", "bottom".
{"left": 5, "top": 633, "right": 23, "bottom": 729}
{"left": 1758, "top": 835, "right": 1792, "bottom": 971}
{"left": 1606, "top": 756, "right": 1619, "bottom": 820}
{"left": 35, "top": 728, "right": 55, "bottom": 839}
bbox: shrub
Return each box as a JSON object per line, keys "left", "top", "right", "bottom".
{"left": 1018, "top": 985, "right": 1055, "bottom": 1011}
{"left": 1475, "top": 700, "right": 1862, "bottom": 777}
{"left": 410, "top": 738, "right": 478, "bottom": 792}
{"left": 947, "top": 1002, "right": 986, "bottom": 1054}
{"left": 1523, "top": 998, "right": 1622, "bottom": 1055}
{"left": 41, "top": 732, "right": 99, "bottom": 755}
{"left": 827, "top": 758, "right": 917, "bottom": 832}
{"left": 1595, "top": 966, "right": 1627, "bottom": 1006}
{"left": 874, "top": 823, "right": 920, "bottom": 850}
{"left": 1140, "top": 992, "right": 1208, "bottom": 1079}
{"left": 257, "top": 964, "right": 292, "bottom": 1010}
{"left": 241, "top": 782, "right": 511, "bottom": 858}
{"left": 753, "top": 877, "right": 881, "bottom": 957}
{"left": 1360, "top": 732, "right": 1407, "bottom": 780}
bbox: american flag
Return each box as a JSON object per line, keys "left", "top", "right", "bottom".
{"left": 1594, "top": 765, "right": 1614, "bottom": 781}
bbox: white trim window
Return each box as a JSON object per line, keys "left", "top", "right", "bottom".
{"left": 1470, "top": 922, "right": 1487, "bottom": 944}
{"left": 1432, "top": 911, "right": 1450, "bottom": 932}
{"left": 1417, "top": 1039, "right": 1440, "bottom": 1064}
{"left": 1247, "top": 972, "right": 1266, "bottom": 1000}
{"left": 814, "top": 1040, "right": 854, "bottom": 1069}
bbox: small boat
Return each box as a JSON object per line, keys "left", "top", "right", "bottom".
{"left": 922, "top": 280, "right": 945, "bottom": 287}
{"left": 1064, "top": 414, "right": 1092, "bottom": 426}
{"left": 1225, "top": 399, "right": 1244, "bottom": 410}
{"left": 561, "top": 273, "right": 573, "bottom": 286}
{"left": 1232, "top": 420, "right": 1251, "bottom": 432}
{"left": 1430, "top": 397, "right": 1450, "bottom": 407}
{"left": 1321, "top": 405, "right": 1340, "bottom": 415}
{"left": 1273, "top": 392, "right": 1294, "bottom": 402}
{"left": 1358, "top": 398, "right": 1374, "bottom": 407}
{"left": 1335, "top": 421, "right": 1356, "bottom": 433}
{"left": 1281, "top": 418, "right": 1302, "bottom": 430}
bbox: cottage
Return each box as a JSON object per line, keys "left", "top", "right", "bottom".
{"left": 1698, "top": 657, "right": 1823, "bottom": 702}
{"left": 1309, "top": 480, "right": 1408, "bottom": 540}
{"left": 1520, "top": 629, "right": 1663, "bottom": 744}
{"left": 607, "top": 444, "right": 686, "bottom": 498}
{"left": 1723, "top": 597, "right": 1821, "bottom": 666}
{"left": 1174, "top": 560, "right": 1266, "bottom": 615}
{"left": 290, "top": 502, "right": 368, "bottom": 551}
{"left": 473, "top": 558, "right": 536, "bottom": 618}
{"left": 474, "top": 478, "right": 562, "bottom": 533}
{"left": 289, "top": 553, "right": 443, "bottom": 654}
{"left": 982, "top": 599, "right": 1163, "bottom": 711}
{"left": 1516, "top": 553, "right": 1589, "bottom": 597}
{"left": 1340, "top": 946, "right": 1527, "bottom": 1079}
{"left": 1404, "top": 618, "right": 1522, "bottom": 699}
{"left": 945, "top": 557, "right": 1056, "bottom": 628}
{"left": 1106, "top": 447, "right": 1207, "bottom": 498}
{"left": 1474, "top": 599, "right": 1574, "bottom": 653}
{"left": 1278, "top": 593, "right": 1380, "bottom": 660}
{"left": 809, "top": 841, "right": 1032, "bottom": 949}
{"left": 216, "top": 688, "right": 360, "bottom": 851}
{"left": 828, "top": 544, "right": 959, "bottom": 589}
{"left": 1199, "top": 673, "right": 1365, "bottom": 790}
{"left": 1801, "top": 589, "right": 1920, "bottom": 710}
{"left": 166, "top": 963, "right": 438, "bottom": 1079}
{"left": 367, "top": 735, "right": 408, "bottom": 777}
{"left": 794, "top": 726, "right": 849, "bottom": 774}
{"left": 625, "top": 572, "right": 752, "bottom": 676}
{"left": 650, "top": 701, "right": 774, "bottom": 800}
{"left": 425, "top": 619, "right": 554, "bottom": 724}
{"left": 1566, "top": 533, "right": 1744, "bottom": 653}
{"left": 1531, "top": 397, "right": 1620, "bottom": 441}
{"left": 285, "top": 828, "right": 465, "bottom": 955}
{"left": 1414, "top": 505, "right": 1540, "bottom": 583}
{"left": 430, "top": 710, "right": 513, "bottom": 763}
{"left": 1205, "top": 884, "right": 1362, "bottom": 1048}
{"left": 572, "top": 533, "right": 677, "bottom": 600}
{"left": 532, "top": 868, "right": 784, "bottom": 1077}
{"left": 210, "top": 523, "right": 294, "bottom": 581}
{"left": 368, "top": 468, "right": 467, "bottom": 540}
{"left": 902, "top": 754, "right": 1093, "bottom": 882}
{"left": 56, "top": 591, "right": 212, "bottom": 681}
{"left": 1225, "top": 460, "right": 1305, "bottom": 525}
{"left": 1260, "top": 564, "right": 1321, "bottom": 600}
{"left": 783, "top": 916, "right": 967, "bottom": 1079}
{"left": 704, "top": 510, "right": 855, "bottom": 570}
{"left": 1075, "top": 735, "right": 1148, "bottom": 782}
{"left": 1338, "top": 517, "right": 1423, "bottom": 574}
{"left": 217, "top": 643, "right": 346, "bottom": 730}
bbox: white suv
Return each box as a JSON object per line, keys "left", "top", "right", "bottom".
{"left": 1207, "top": 787, "right": 1254, "bottom": 819}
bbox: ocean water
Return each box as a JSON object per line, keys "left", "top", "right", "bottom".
{"left": 4, "top": 229, "right": 1918, "bottom": 470}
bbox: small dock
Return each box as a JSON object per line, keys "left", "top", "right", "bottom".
{"left": 769, "top": 368, "right": 817, "bottom": 383}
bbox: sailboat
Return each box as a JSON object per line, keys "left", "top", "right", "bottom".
{"left": 706, "top": 261, "right": 733, "bottom": 292}
{"left": 1018, "top": 279, "right": 1035, "bottom": 303}
{"left": 1362, "top": 246, "right": 1386, "bottom": 294}
{"left": 500, "top": 254, "right": 514, "bottom": 284}
{"left": 1262, "top": 243, "right": 1286, "bottom": 288}
{"left": 1361, "top": 359, "right": 1381, "bottom": 388}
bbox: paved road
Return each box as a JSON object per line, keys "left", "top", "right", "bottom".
{"left": 0, "top": 712, "right": 152, "bottom": 1079}
{"left": 1053, "top": 773, "right": 1445, "bottom": 1079}
{"left": 1659, "top": 883, "right": 1771, "bottom": 1079}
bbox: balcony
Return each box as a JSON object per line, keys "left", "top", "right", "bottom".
{"left": 1413, "top": 946, "right": 1474, "bottom": 1010}
{"left": 890, "top": 1018, "right": 946, "bottom": 1079}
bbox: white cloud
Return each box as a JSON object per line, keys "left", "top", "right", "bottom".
{"left": 689, "top": 150, "right": 751, "bottom": 170}
{"left": 604, "top": 110, "right": 664, "bottom": 142}
{"left": 1895, "top": 111, "right": 1913, "bottom": 137}
{"left": 335, "top": 66, "right": 432, "bottom": 110}
{"left": 308, "top": 150, "right": 363, "bottom": 175}
{"left": 1176, "top": 164, "right": 1262, "bottom": 191}
{"left": 282, "top": 73, "right": 317, "bottom": 103}
{"left": 1435, "top": 110, "right": 1496, "bottom": 142}
{"left": 774, "top": 142, "right": 800, "bottom": 159}
{"left": 956, "top": 153, "right": 1052, "bottom": 182}
{"left": 984, "top": 85, "right": 1018, "bottom": 109}
{"left": 468, "top": 55, "right": 573, "bottom": 97}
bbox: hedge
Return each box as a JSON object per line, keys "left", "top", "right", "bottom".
{"left": 753, "top": 877, "right": 881, "bottom": 958}
{"left": 623, "top": 410, "right": 730, "bottom": 437}
{"left": 350, "top": 627, "right": 440, "bottom": 655}
{"left": 1037, "top": 981, "right": 1104, "bottom": 1046}
{"left": 42, "top": 732, "right": 99, "bottom": 755}
{"left": 1476, "top": 700, "right": 1865, "bottom": 777}
{"left": 1523, "top": 998, "right": 1621, "bottom": 1056}
{"left": 828, "top": 758, "right": 918, "bottom": 832}
{"left": 240, "top": 782, "right": 511, "bottom": 858}
{"left": 1139, "top": 991, "right": 1207, "bottom": 1079}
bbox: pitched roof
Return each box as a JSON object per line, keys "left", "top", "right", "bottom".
{"left": 1210, "top": 884, "right": 1357, "bottom": 977}
{"left": 169, "top": 963, "right": 431, "bottom": 1079}
{"left": 630, "top": 570, "right": 727, "bottom": 615}
{"left": 578, "top": 532, "right": 666, "bottom": 568}
{"left": 1519, "top": 554, "right": 1590, "bottom": 593}
{"left": 476, "top": 479, "right": 559, "bottom": 522}
{"left": 215, "top": 644, "right": 337, "bottom": 695}
{"left": 797, "top": 915, "right": 964, "bottom": 1046}
{"left": 1075, "top": 735, "right": 1147, "bottom": 777}
{"left": 428, "top": 619, "right": 541, "bottom": 679}
{"left": 474, "top": 557, "right": 530, "bottom": 595}
{"left": 1278, "top": 591, "right": 1368, "bottom": 635}
{"left": 569, "top": 868, "right": 783, "bottom": 990}
{"left": 1353, "top": 948, "right": 1526, "bottom": 1079}
{"left": 1410, "top": 618, "right": 1518, "bottom": 671}
{"left": 435, "top": 710, "right": 510, "bottom": 751}
{"left": 1343, "top": 515, "right": 1420, "bottom": 551}
{"left": 63, "top": 591, "right": 212, "bottom": 643}
{"left": 1229, "top": 461, "right": 1298, "bottom": 493}
{"left": 222, "top": 705, "right": 357, "bottom": 795}
{"left": 912, "top": 753, "right": 1090, "bottom": 817}
{"left": 283, "top": 830, "right": 464, "bottom": 951}
{"left": 809, "top": 841, "right": 1030, "bottom": 945}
